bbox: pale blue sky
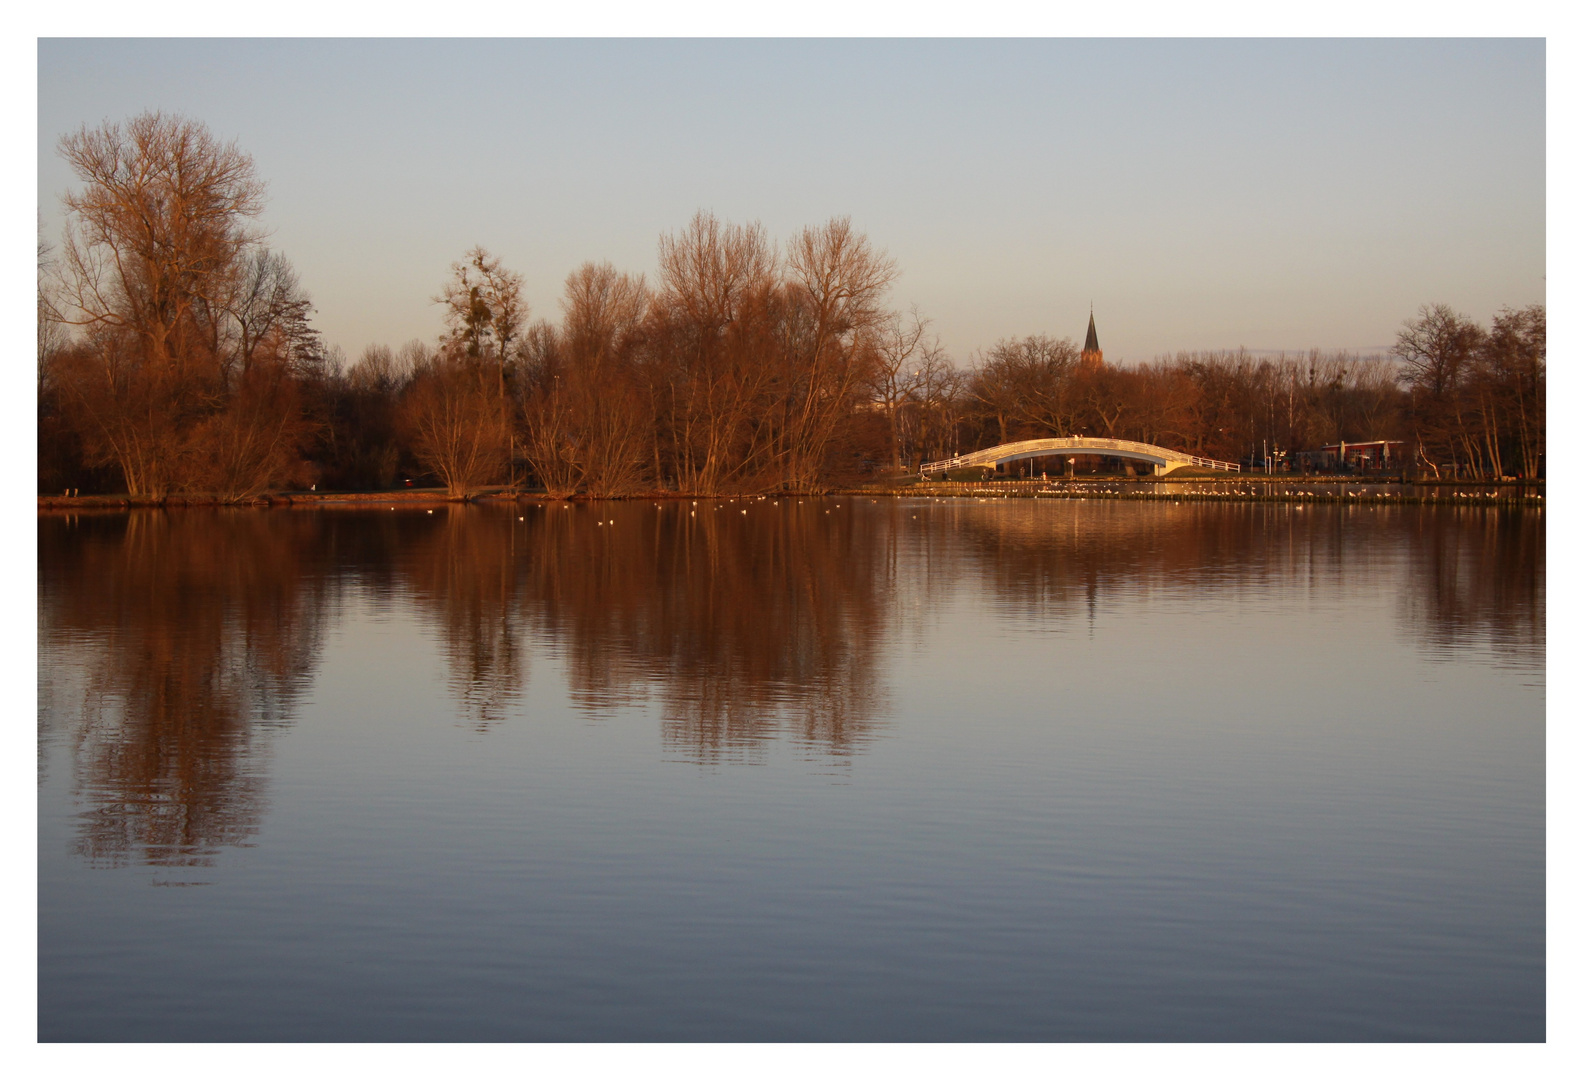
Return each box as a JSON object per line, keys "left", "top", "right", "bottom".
{"left": 37, "top": 38, "right": 1545, "bottom": 364}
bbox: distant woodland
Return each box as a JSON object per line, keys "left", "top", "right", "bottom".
{"left": 38, "top": 114, "right": 1546, "bottom": 499}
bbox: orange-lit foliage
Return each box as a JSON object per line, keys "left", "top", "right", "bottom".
{"left": 398, "top": 352, "right": 512, "bottom": 496}
{"left": 39, "top": 117, "right": 1542, "bottom": 493}
{"left": 49, "top": 114, "right": 318, "bottom": 498}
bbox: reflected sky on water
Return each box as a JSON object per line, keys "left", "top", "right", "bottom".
{"left": 37, "top": 499, "right": 1543, "bottom": 1040}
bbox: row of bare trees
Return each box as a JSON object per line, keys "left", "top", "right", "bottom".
{"left": 250, "top": 212, "right": 901, "bottom": 498}
{"left": 1394, "top": 303, "right": 1546, "bottom": 479}
{"left": 40, "top": 113, "right": 1544, "bottom": 497}
{"left": 957, "top": 345, "right": 1410, "bottom": 470}
{"left": 898, "top": 306, "right": 1541, "bottom": 478}
{"left": 501, "top": 214, "right": 897, "bottom": 497}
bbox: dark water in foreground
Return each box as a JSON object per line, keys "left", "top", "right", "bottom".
{"left": 37, "top": 498, "right": 1544, "bottom": 1041}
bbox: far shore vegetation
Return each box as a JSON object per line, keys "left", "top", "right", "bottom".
{"left": 40, "top": 113, "right": 1545, "bottom": 503}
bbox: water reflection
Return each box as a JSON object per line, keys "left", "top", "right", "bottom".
{"left": 39, "top": 511, "right": 334, "bottom": 867}
{"left": 513, "top": 501, "right": 891, "bottom": 762}
{"left": 947, "top": 500, "right": 1543, "bottom": 665}
{"left": 384, "top": 501, "right": 893, "bottom": 760}
{"left": 395, "top": 510, "right": 531, "bottom": 731}
{"left": 1399, "top": 506, "right": 1545, "bottom": 667}
{"left": 38, "top": 500, "right": 1542, "bottom": 869}
{"left": 949, "top": 500, "right": 1281, "bottom": 619}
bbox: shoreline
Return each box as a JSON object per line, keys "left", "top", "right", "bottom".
{"left": 38, "top": 476, "right": 1543, "bottom": 512}
{"left": 844, "top": 476, "right": 1543, "bottom": 505}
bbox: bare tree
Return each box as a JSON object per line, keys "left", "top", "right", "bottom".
{"left": 436, "top": 246, "right": 526, "bottom": 372}
{"left": 656, "top": 211, "right": 776, "bottom": 336}
{"left": 558, "top": 262, "right": 652, "bottom": 496}
{"left": 779, "top": 217, "right": 897, "bottom": 488}
{"left": 436, "top": 247, "right": 527, "bottom": 485}
{"left": 311, "top": 343, "right": 418, "bottom": 490}
{"left": 652, "top": 211, "right": 780, "bottom": 493}
{"left": 1395, "top": 304, "right": 1486, "bottom": 476}
{"left": 968, "top": 335, "right": 1080, "bottom": 446}
{"left": 50, "top": 112, "right": 321, "bottom": 499}
{"left": 1073, "top": 361, "right": 1134, "bottom": 440}
{"left": 517, "top": 321, "right": 582, "bottom": 497}
{"left": 346, "top": 343, "right": 416, "bottom": 396}
{"left": 910, "top": 342, "right": 964, "bottom": 465}
{"left": 1395, "top": 304, "right": 1481, "bottom": 397}
{"left": 1481, "top": 305, "right": 1545, "bottom": 478}
{"left": 867, "top": 307, "right": 929, "bottom": 470}
{"left": 517, "top": 264, "right": 653, "bottom": 497}
{"left": 38, "top": 219, "right": 67, "bottom": 400}
{"left": 56, "top": 113, "right": 264, "bottom": 380}
{"left": 228, "top": 249, "right": 318, "bottom": 381}
{"left": 398, "top": 342, "right": 510, "bottom": 496}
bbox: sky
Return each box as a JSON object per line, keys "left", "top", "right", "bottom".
{"left": 37, "top": 38, "right": 1545, "bottom": 365}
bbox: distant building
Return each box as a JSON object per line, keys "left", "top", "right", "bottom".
{"left": 1317, "top": 440, "right": 1403, "bottom": 470}
{"left": 1080, "top": 309, "right": 1103, "bottom": 371}
{"left": 1293, "top": 440, "right": 1405, "bottom": 473}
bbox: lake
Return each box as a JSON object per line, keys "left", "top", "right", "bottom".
{"left": 37, "top": 497, "right": 1544, "bottom": 1041}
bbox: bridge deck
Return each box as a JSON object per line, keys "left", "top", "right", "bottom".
{"left": 921, "top": 437, "right": 1239, "bottom": 476}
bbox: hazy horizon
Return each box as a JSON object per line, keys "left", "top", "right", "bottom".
{"left": 37, "top": 38, "right": 1544, "bottom": 366}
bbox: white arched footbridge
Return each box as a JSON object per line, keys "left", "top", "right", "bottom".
{"left": 921, "top": 437, "right": 1240, "bottom": 477}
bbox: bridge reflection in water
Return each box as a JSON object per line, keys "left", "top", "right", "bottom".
{"left": 922, "top": 436, "right": 1240, "bottom": 476}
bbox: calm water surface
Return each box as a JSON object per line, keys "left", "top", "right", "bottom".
{"left": 37, "top": 498, "right": 1544, "bottom": 1041}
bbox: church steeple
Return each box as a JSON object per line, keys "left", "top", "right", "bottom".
{"left": 1080, "top": 306, "right": 1103, "bottom": 369}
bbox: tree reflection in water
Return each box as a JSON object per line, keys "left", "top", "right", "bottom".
{"left": 38, "top": 499, "right": 1541, "bottom": 869}
{"left": 394, "top": 501, "right": 892, "bottom": 760}
{"left": 396, "top": 509, "right": 530, "bottom": 731}
{"left": 949, "top": 500, "right": 1543, "bottom": 668}
{"left": 511, "top": 500, "right": 891, "bottom": 763}
{"left": 39, "top": 510, "right": 333, "bottom": 868}
{"left": 1398, "top": 506, "right": 1544, "bottom": 668}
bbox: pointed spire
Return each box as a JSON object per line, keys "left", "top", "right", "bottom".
{"left": 1083, "top": 309, "right": 1100, "bottom": 355}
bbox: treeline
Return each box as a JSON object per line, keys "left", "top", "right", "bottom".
{"left": 938, "top": 314, "right": 1542, "bottom": 477}
{"left": 38, "top": 113, "right": 1544, "bottom": 499}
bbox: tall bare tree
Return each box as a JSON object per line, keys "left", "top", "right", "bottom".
{"left": 968, "top": 335, "right": 1081, "bottom": 447}
{"left": 779, "top": 217, "right": 897, "bottom": 488}
{"left": 50, "top": 112, "right": 319, "bottom": 498}
{"left": 436, "top": 247, "right": 526, "bottom": 373}
{"left": 558, "top": 262, "right": 652, "bottom": 496}
{"left": 436, "top": 247, "right": 527, "bottom": 486}
{"left": 1481, "top": 305, "right": 1545, "bottom": 478}
{"left": 866, "top": 307, "right": 929, "bottom": 470}
{"left": 56, "top": 113, "right": 264, "bottom": 374}
{"left": 652, "top": 212, "right": 780, "bottom": 492}
{"left": 38, "top": 219, "right": 66, "bottom": 400}
{"left": 1395, "top": 304, "right": 1486, "bottom": 477}
{"left": 398, "top": 342, "right": 511, "bottom": 496}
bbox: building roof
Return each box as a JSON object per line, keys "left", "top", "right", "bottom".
{"left": 1083, "top": 311, "right": 1100, "bottom": 354}
{"left": 1320, "top": 440, "right": 1403, "bottom": 451}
